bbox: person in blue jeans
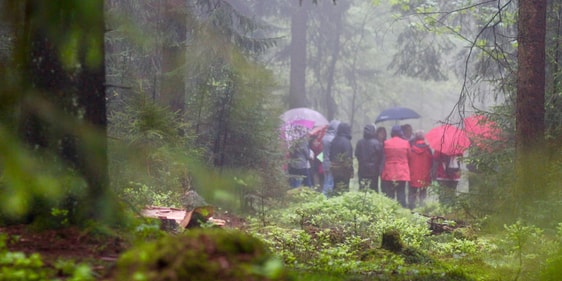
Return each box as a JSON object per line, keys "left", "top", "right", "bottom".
{"left": 321, "top": 120, "right": 340, "bottom": 196}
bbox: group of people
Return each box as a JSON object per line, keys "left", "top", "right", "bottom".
{"left": 287, "top": 121, "right": 462, "bottom": 209}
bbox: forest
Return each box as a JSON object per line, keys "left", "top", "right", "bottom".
{"left": 0, "top": 0, "right": 561, "bottom": 280}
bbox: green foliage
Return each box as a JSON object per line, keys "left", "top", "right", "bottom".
{"left": 0, "top": 233, "right": 97, "bottom": 281}
{"left": 244, "top": 187, "right": 562, "bottom": 280}
{"left": 114, "top": 228, "right": 290, "bottom": 281}
{"left": 54, "top": 260, "right": 95, "bottom": 281}
{"left": 50, "top": 208, "right": 69, "bottom": 227}
{"left": 120, "top": 181, "right": 179, "bottom": 209}
{"left": 108, "top": 93, "right": 201, "bottom": 209}
{"left": 129, "top": 218, "right": 168, "bottom": 243}
{"left": 248, "top": 191, "right": 452, "bottom": 275}
{"left": 0, "top": 251, "right": 48, "bottom": 281}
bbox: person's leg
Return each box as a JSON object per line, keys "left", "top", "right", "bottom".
{"left": 288, "top": 167, "right": 300, "bottom": 188}
{"left": 381, "top": 181, "right": 394, "bottom": 199}
{"left": 374, "top": 176, "right": 381, "bottom": 193}
{"left": 358, "top": 177, "right": 368, "bottom": 191}
{"left": 408, "top": 185, "right": 417, "bottom": 209}
{"left": 368, "top": 176, "right": 378, "bottom": 192}
{"left": 396, "top": 181, "right": 407, "bottom": 208}
{"left": 335, "top": 175, "right": 352, "bottom": 194}
{"left": 333, "top": 176, "right": 344, "bottom": 195}
{"left": 342, "top": 177, "right": 351, "bottom": 193}
{"left": 322, "top": 171, "right": 334, "bottom": 196}
{"left": 419, "top": 187, "right": 427, "bottom": 206}
{"left": 303, "top": 168, "right": 313, "bottom": 187}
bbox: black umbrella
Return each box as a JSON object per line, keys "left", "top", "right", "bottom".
{"left": 375, "top": 107, "right": 421, "bottom": 123}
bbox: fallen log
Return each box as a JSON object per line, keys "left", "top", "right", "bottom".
{"left": 141, "top": 206, "right": 225, "bottom": 231}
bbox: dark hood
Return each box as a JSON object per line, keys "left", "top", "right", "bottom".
{"left": 363, "top": 124, "right": 377, "bottom": 139}
{"left": 336, "top": 122, "right": 352, "bottom": 140}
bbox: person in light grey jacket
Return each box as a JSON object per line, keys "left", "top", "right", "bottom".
{"left": 288, "top": 135, "right": 314, "bottom": 188}
{"left": 321, "top": 120, "right": 340, "bottom": 196}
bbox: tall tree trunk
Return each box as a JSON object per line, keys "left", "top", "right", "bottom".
{"left": 515, "top": 0, "right": 547, "bottom": 213}
{"left": 20, "top": 0, "right": 118, "bottom": 224}
{"left": 289, "top": 1, "right": 309, "bottom": 108}
{"left": 159, "top": 0, "right": 186, "bottom": 114}
{"left": 323, "top": 4, "right": 343, "bottom": 121}
{"left": 78, "top": 0, "right": 112, "bottom": 222}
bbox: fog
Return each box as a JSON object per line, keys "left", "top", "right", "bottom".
{"left": 105, "top": 0, "right": 508, "bottom": 142}
{"left": 224, "top": 0, "right": 502, "bottom": 138}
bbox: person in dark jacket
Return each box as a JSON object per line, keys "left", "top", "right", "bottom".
{"left": 329, "top": 122, "right": 353, "bottom": 195}
{"left": 408, "top": 130, "right": 433, "bottom": 209}
{"left": 321, "top": 120, "right": 340, "bottom": 196}
{"left": 376, "top": 126, "right": 388, "bottom": 186}
{"left": 355, "top": 124, "right": 383, "bottom": 192}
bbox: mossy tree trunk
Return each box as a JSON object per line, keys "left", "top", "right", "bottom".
{"left": 515, "top": 0, "right": 547, "bottom": 215}
{"left": 18, "top": 0, "right": 119, "bottom": 225}
{"left": 289, "top": 1, "right": 310, "bottom": 109}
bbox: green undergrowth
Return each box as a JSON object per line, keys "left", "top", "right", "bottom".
{"left": 244, "top": 188, "right": 562, "bottom": 280}
{"left": 0, "top": 233, "right": 95, "bottom": 281}
{"left": 113, "top": 227, "right": 290, "bottom": 281}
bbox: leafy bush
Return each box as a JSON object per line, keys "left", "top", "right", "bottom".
{"left": 248, "top": 191, "right": 434, "bottom": 275}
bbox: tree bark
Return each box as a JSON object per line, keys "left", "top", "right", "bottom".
{"left": 289, "top": 1, "right": 310, "bottom": 108}
{"left": 322, "top": 3, "right": 343, "bottom": 121}
{"left": 515, "top": 0, "right": 547, "bottom": 211}
{"left": 19, "top": 0, "right": 118, "bottom": 224}
{"left": 159, "top": 0, "right": 186, "bottom": 114}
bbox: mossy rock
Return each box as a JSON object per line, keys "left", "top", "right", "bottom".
{"left": 113, "top": 228, "right": 289, "bottom": 281}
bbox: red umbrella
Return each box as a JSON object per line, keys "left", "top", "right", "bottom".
{"left": 425, "top": 124, "right": 471, "bottom": 156}
{"left": 463, "top": 115, "right": 500, "bottom": 139}
{"left": 463, "top": 115, "right": 502, "bottom": 149}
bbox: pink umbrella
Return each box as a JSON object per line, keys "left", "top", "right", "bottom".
{"left": 280, "top": 107, "right": 329, "bottom": 127}
{"left": 280, "top": 108, "right": 329, "bottom": 147}
{"left": 425, "top": 124, "right": 471, "bottom": 156}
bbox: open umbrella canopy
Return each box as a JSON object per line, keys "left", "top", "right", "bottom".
{"left": 463, "top": 115, "right": 501, "bottom": 140}
{"left": 463, "top": 115, "right": 503, "bottom": 151}
{"left": 425, "top": 124, "right": 471, "bottom": 156}
{"left": 281, "top": 123, "right": 310, "bottom": 144}
{"left": 375, "top": 107, "right": 421, "bottom": 123}
{"left": 280, "top": 107, "right": 329, "bottom": 127}
{"left": 280, "top": 108, "right": 328, "bottom": 149}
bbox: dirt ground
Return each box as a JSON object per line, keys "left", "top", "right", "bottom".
{"left": 0, "top": 210, "right": 246, "bottom": 280}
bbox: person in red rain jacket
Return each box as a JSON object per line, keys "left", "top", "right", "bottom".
{"left": 408, "top": 130, "right": 433, "bottom": 209}
{"left": 381, "top": 125, "right": 410, "bottom": 207}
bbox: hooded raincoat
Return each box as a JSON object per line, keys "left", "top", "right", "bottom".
{"left": 408, "top": 139, "right": 433, "bottom": 188}
{"left": 330, "top": 122, "right": 353, "bottom": 191}
{"left": 381, "top": 125, "right": 411, "bottom": 182}
{"left": 322, "top": 120, "right": 341, "bottom": 172}
{"left": 355, "top": 124, "right": 383, "bottom": 179}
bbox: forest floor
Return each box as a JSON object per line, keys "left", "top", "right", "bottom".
{"left": 0, "top": 210, "right": 247, "bottom": 280}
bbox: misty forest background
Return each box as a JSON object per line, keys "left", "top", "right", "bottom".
{"left": 1, "top": 0, "right": 562, "bottom": 280}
